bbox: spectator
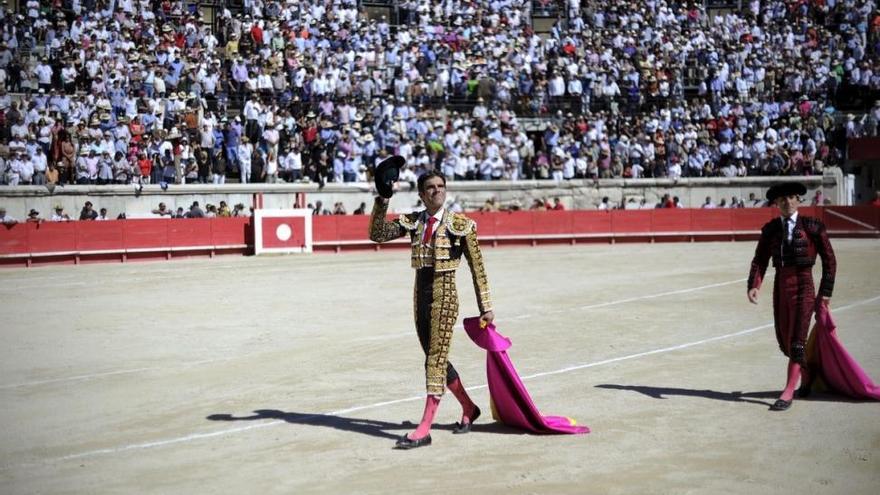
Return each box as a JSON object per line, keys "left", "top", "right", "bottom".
{"left": 0, "top": 206, "right": 18, "bottom": 224}
{"left": 152, "top": 202, "right": 173, "bottom": 217}
{"left": 51, "top": 205, "right": 70, "bottom": 222}
{"left": 747, "top": 193, "right": 765, "bottom": 208}
{"left": 26, "top": 209, "right": 42, "bottom": 223}
{"left": 480, "top": 197, "right": 500, "bottom": 212}
{"left": 79, "top": 201, "right": 98, "bottom": 221}
{"left": 46, "top": 163, "right": 60, "bottom": 185}
{"left": 232, "top": 203, "right": 248, "bottom": 217}
{"left": 188, "top": 201, "right": 206, "bottom": 218}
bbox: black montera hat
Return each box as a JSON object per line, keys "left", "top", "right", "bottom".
{"left": 374, "top": 155, "right": 406, "bottom": 199}
{"left": 766, "top": 182, "right": 807, "bottom": 202}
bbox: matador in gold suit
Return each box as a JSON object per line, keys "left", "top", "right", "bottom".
{"left": 369, "top": 171, "right": 494, "bottom": 449}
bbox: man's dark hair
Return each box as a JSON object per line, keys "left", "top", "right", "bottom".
{"left": 417, "top": 171, "right": 446, "bottom": 193}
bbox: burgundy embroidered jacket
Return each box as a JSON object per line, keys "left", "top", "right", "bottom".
{"left": 748, "top": 215, "right": 836, "bottom": 298}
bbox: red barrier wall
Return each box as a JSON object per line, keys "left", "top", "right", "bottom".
{"left": 2, "top": 207, "right": 877, "bottom": 266}
{"left": 309, "top": 206, "right": 877, "bottom": 250}
{"left": 0, "top": 217, "right": 251, "bottom": 266}
{"left": 123, "top": 219, "right": 170, "bottom": 249}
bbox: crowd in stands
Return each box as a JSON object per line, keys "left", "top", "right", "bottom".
{"left": 0, "top": 0, "right": 878, "bottom": 188}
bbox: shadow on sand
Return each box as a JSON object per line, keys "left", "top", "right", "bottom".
{"left": 595, "top": 384, "right": 779, "bottom": 407}
{"left": 596, "top": 384, "right": 873, "bottom": 407}
{"left": 207, "top": 409, "right": 524, "bottom": 441}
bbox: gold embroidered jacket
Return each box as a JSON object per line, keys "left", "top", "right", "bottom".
{"left": 369, "top": 198, "right": 493, "bottom": 313}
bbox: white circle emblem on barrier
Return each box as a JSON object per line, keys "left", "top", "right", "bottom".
{"left": 276, "top": 223, "right": 293, "bottom": 241}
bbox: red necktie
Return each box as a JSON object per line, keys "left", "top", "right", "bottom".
{"left": 422, "top": 216, "right": 437, "bottom": 245}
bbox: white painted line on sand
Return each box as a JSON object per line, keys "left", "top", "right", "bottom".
{"left": 32, "top": 293, "right": 879, "bottom": 465}
{"left": 4, "top": 278, "right": 748, "bottom": 389}
{"left": 0, "top": 367, "right": 158, "bottom": 389}
{"left": 355, "top": 278, "right": 746, "bottom": 339}
{"left": 0, "top": 357, "right": 244, "bottom": 391}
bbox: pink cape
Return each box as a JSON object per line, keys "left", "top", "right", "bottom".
{"left": 463, "top": 317, "right": 589, "bottom": 434}
{"left": 805, "top": 303, "right": 880, "bottom": 400}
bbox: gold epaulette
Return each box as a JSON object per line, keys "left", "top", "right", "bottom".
{"left": 398, "top": 212, "right": 420, "bottom": 231}
{"left": 446, "top": 213, "right": 475, "bottom": 236}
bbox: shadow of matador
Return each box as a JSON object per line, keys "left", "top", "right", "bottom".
{"left": 596, "top": 384, "right": 778, "bottom": 407}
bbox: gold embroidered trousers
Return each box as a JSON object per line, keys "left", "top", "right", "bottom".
{"left": 415, "top": 268, "right": 459, "bottom": 395}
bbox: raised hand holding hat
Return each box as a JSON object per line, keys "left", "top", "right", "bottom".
{"left": 374, "top": 155, "right": 406, "bottom": 199}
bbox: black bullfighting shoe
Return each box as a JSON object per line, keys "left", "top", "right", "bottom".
{"left": 452, "top": 405, "right": 481, "bottom": 434}
{"left": 394, "top": 434, "right": 432, "bottom": 450}
{"left": 769, "top": 399, "right": 792, "bottom": 411}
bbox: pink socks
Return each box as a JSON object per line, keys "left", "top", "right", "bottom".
{"left": 780, "top": 360, "right": 801, "bottom": 401}
{"left": 447, "top": 378, "right": 478, "bottom": 425}
{"left": 408, "top": 395, "right": 440, "bottom": 440}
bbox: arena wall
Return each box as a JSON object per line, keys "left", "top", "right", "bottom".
{"left": 0, "top": 169, "right": 844, "bottom": 220}
{"left": 3, "top": 204, "right": 878, "bottom": 268}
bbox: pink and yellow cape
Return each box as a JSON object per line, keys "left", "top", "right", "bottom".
{"left": 805, "top": 303, "right": 880, "bottom": 400}
{"left": 463, "top": 317, "right": 589, "bottom": 434}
